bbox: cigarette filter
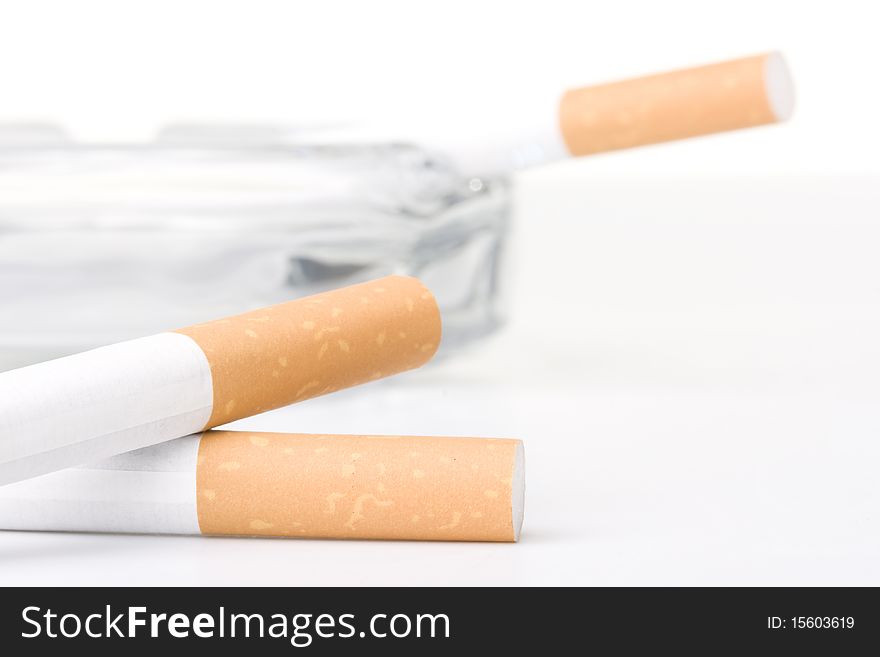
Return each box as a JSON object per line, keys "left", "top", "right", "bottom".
{"left": 0, "top": 276, "right": 441, "bottom": 486}
{"left": 558, "top": 52, "right": 794, "bottom": 156}
{"left": 0, "top": 431, "right": 525, "bottom": 542}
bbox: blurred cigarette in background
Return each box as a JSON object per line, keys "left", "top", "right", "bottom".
{"left": 0, "top": 431, "right": 526, "bottom": 542}
{"left": 0, "top": 276, "right": 441, "bottom": 486}
{"left": 443, "top": 52, "right": 795, "bottom": 173}
{"left": 559, "top": 52, "right": 795, "bottom": 155}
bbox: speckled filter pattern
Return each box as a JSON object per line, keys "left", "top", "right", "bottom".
{"left": 197, "top": 431, "right": 521, "bottom": 542}
{"left": 559, "top": 53, "right": 778, "bottom": 156}
{"left": 176, "top": 276, "right": 441, "bottom": 428}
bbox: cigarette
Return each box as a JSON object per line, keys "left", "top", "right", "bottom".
{"left": 558, "top": 52, "right": 794, "bottom": 156}
{"left": 428, "top": 52, "right": 795, "bottom": 173}
{"left": 0, "top": 276, "right": 441, "bottom": 486}
{"left": 0, "top": 430, "right": 526, "bottom": 542}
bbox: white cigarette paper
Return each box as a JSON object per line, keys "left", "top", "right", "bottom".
{"left": 0, "top": 436, "right": 202, "bottom": 534}
{"left": 0, "top": 334, "right": 212, "bottom": 487}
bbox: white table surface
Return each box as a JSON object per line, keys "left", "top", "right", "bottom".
{"left": 2, "top": 172, "right": 879, "bottom": 586}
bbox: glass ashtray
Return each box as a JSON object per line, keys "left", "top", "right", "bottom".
{"left": 0, "top": 125, "right": 510, "bottom": 370}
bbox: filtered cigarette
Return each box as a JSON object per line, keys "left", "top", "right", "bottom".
{"left": 0, "top": 431, "right": 525, "bottom": 542}
{"left": 558, "top": 52, "right": 794, "bottom": 157}
{"left": 417, "top": 52, "right": 794, "bottom": 173}
{"left": 0, "top": 276, "right": 441, "bottom": 486}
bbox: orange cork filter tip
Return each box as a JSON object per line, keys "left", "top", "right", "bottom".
{"left": 175, "top": 276, "right": 441, "bottom": 428}
{"left": 559, "top": 52, "right": 795, "bottom": 156}
{"left": 196, "top": 431, "right": 525, "bottom": 542}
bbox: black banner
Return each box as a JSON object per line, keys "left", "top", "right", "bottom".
{"left": 0, "top": 587, "right": 875, "bottom": 653}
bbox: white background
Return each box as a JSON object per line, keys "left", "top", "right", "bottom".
{"left": 0, "top": 0, "right": 877, "bottom": 176}
{"left": 1, "top": 0, "right": 879, "bottom": 585}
